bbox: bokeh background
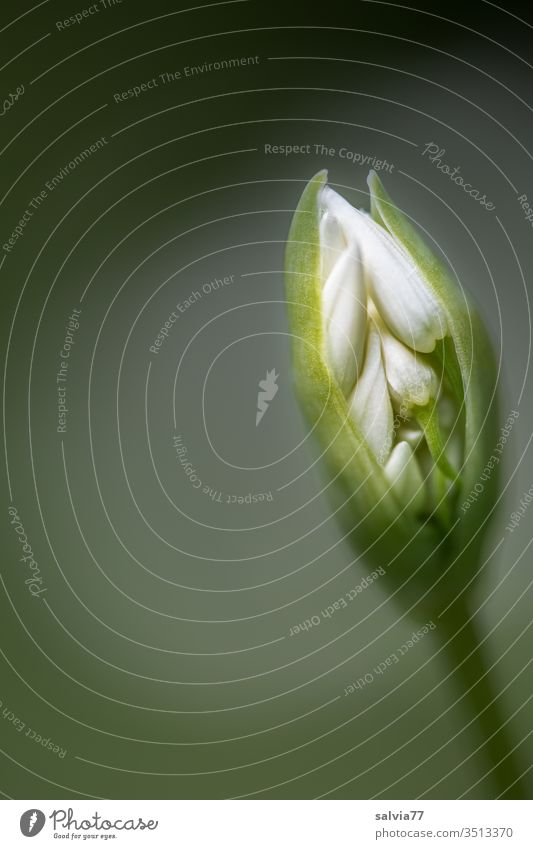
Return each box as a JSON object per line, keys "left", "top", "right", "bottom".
{"left": 1, "top": 0, "right": 532, "bottom": 799}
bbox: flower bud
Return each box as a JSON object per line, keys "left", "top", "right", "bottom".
{"left": 285, "top": 170, "right": 499, "bottom": 609}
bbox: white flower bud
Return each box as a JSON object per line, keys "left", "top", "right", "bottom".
{"left": 286, "top": 168, "right": 499, "bottom": 616}
{"left": 348, "top": 321, "right": 393, "bottom": 464}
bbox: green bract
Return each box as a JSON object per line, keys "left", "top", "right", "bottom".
{"left": 285, "top": 170, "right": 499, "bottom": 611}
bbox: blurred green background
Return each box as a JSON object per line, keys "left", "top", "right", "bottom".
{"left": 1, "top": 0, "right": 532, "bottom": 799}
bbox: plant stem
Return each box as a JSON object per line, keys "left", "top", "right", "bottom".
{"left": 438, "top": 596, "right": 529, "bottom": 799}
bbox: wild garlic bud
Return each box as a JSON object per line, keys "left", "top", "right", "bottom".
{"left": 285, "top": 170, "right": 498, "bottom": 607}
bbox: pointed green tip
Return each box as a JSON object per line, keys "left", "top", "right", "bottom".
{"left": 367, "top": 168, "right": 382, "bottom": 192}
{"left": 311, "top": 169, "right": 328, "bottom": 189}
{"left": 366, "top": 169, "right": 388, "bottom": 227}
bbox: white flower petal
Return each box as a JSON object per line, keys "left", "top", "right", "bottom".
{"left": 320, "top": 186, "right": 365, "bottom": 243}
{"left": 378, "top": 317, "right": 439, "bottom": 408}
{"left": 319, "top": 210, "right": 346, "bottom": 283}
{"left": 321, "top": 186, "right": 447, "bottom": 352}
{"left": 385, "top": 440, "right": 425, "bottom": 513}
{"left": 348, "top": 321, "right": 393, "bottom": 464}
{"left": 322, "top": 243, "right": 367, "bottom": 397}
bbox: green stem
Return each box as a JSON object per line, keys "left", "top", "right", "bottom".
{"left": 438, "top": 597, "right": 529, "bottom": 799}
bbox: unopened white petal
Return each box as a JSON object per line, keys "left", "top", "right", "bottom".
{"left": 365, "top": 221, "right": 447, "bottom": 352}
{"left": 348, "top": 321, "right": 393, "bottom": 464}
{"left": 320, "top": 186, "right": 365, "bottom": 244}
{"left": 385, "top": 440, "right": 425, "bottom": 513}
{"left": 321, "top": 186, "right": 447, "bottom": 352}
{"left": 322, "top": 243, "right": 367, "bottom": 396}
{"left": 319, "top": 210, "right": 346, "bottom": 284}
{"left": 378, "top": 317, "right": 439, "bottom": 409}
